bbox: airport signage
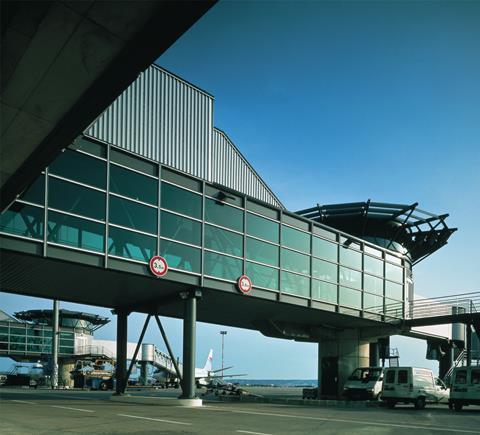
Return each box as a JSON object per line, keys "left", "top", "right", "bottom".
{"left": 237, "top": 275, "right": 252, "bottom": 294}
{"left": 149, "top": 256, "right": 168, "bottom": 277}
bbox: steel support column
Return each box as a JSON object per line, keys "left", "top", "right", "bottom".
{"left": 181, "top": 291, "right": 198, "bottom": 399}
{"left": 115, "top": 309, "right": 128, "bottom": 395}
{"left": 51, "top": 300, "right": 59, "bottom": 389}
{"left": 466, "top": 324, "right": 472, "bottom": 366}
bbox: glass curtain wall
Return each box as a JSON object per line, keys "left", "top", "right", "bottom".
{"left": 0, "top": 136, "right": 406, "bottom": 317}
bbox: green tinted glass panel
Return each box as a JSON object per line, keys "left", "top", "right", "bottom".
{"left": 385, "top": 299, "right": 403, "bottom": 317}
{"left": 246, "top": 213, "right": 279, "bottom": 243}
{"left": 20, "top": 175, "right": 45, "bottom": 205}
{"left": 312, "top": 258, "right": 337, "bottom": 283}
{"left": 49, "top": 177, "right": 105, "bottom": 220}
{"left": 245, "top": 261, "right": 279, "bottom": 291}
{"left": 160, "top": 211, "right": 201, "bottom": 246}
{"left": 339, "top": 287, "right": 362, "bottom": 308}
{"left": 365, "top": 245, "right": 382, "bottom": 257}
{"left": 364, "top": 274, "right": 383, "bottom": 295}
{"left": 108, "top": 226, "right": 156, "bottom": 262}
{"left": 312, "top": 280, "right": 337, "bottom": 304}
{"left": 386, "top": 253, "right": 402, "bottom": 265}
{"left": 205, "top": 225, "right": 243, "bottom": 257}
{"left": 161, "top": 183, "right": 201, "bottom": 219}
{"left": 49, "top": 149, "right": 106, "bottom": 188}
{"left": 386, "top": 263, "right": 403, "bottom": 283}
{"left": 160, "top": 240, "right": 201, "bottom": 273}
{"left": 205, "top": 198, "right": 243, "bottom": 232}
{"left": 110, "top": 164, "right": 157, "bottom": 205}
{"left": 71, "top": 136, "right": 106, "bottom": 158}
{"left": 385, "top": 281, "right": 403, "bottom": 300}
{"left": 364, "top": 293, "right": 383, "bottom": 312}
{"left": 48, "top": 211, "right": 104, "bottom": 252}
{"left": 281, "top": 248, "right": 310, "bottom": 275}
{"left": 60, "top": 332, "right": 74, "bottom": 339}
{"left": 282, "top": 226, "right": 310, "bottom": 253}
{"left": 364, "top": 255, "right": 383, "bottom": 277}
{"left": 109, "top": 196, "right": 157, "bottom": 234}
{"left": 281, "top": 271, "right": 310, "bottom": 297}
{"left": 10, "top": 327, "right": 26, "bottom": 335}
{"left": 204, "top": 251, "right": 243, "bottom": 281}
{"left": 312, "top": 237, "right": 337, "bottom": 261}
{"left": 339, "top": 266, "right": 362, "bottom": 290}
{"left": 246, "top": 237, "right": 279, "bottom": 267}
{"left": 0, "top": 203, "right": 44, "bottom": 239}
{"left": 340, "top": 246, "right": 362, "bottom": 270}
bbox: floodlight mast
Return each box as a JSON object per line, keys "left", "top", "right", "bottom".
{"left": 220, "top": 330, "right": 227, "bottom": 379}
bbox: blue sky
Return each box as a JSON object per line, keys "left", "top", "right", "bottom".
{"left": 2, "top": 1, "right": 479, "bottom": 377}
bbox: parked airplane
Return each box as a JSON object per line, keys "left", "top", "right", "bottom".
{"left": 152, "top": 349, "right": 244, "bottom": 388}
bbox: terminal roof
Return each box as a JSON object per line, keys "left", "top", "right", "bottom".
{"left": 297, "top": 201, "right": 456, "bottom": 264}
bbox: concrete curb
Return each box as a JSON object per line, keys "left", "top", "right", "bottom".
{"left": 206, "top": 395, "right": 381, "bottom": 408}
{"left": 110, "top": 395, "right": 203, "bottom": 407}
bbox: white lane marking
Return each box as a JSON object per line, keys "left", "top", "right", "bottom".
{"left": 236, "top": 431, "right": 273, "bottom": 435}
{"left": 51, "top": 405, "right": 94, "bottom": 413}
{"left": 11, "top": 400, "right": 36, "bottom": 405}
{"left": 117, "top": 414, "right": 191, "bottom": 426}
{"left": 197, "top": 407, "right": 479, "bottom": 434}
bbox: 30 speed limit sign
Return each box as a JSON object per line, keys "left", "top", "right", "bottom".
{"left": 149, "top": 256, "right": 168, "bottom": 277}
{"left": 237, "top": 275, "right": 252, "bottom": 294}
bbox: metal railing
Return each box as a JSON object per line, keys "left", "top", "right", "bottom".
{"left": 74, "top": 345, "right": 114, "bottom": 359}
{"left": 384, "top": 292, "right": 480, "bottom": 321}
{"left": 443, "top": 349, "right": 480, "bottom": 384}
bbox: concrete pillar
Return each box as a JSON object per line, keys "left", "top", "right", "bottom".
{"left": 115, "top": 310, "right": 128, "bottom": 395}
{"left": 59, "top": 361, "right": 75, "bottom": 388}
{"left": 181, "top": 293, "right": 197, "bottom": 399}
{"left": 369, "top": 342, "right": 380, "bottom": 367}
{"left": 319, "top": 330, "right": 369, "bottom": 398}
{"left": 51, "top": 300, "right": 59, "bottom": 389}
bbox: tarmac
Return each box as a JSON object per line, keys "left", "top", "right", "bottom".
{"left": 1, "top": 386, "right": 479, "bottom": 434}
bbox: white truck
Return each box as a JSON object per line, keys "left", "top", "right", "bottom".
{"left": 342, "top": 367, "right": 384, "bottom": 400}
{"left": 381, "top": 367, "right": 449, "bottom": 409}
{"left": 449, "top": 366, "right": 480, "bottom": 411}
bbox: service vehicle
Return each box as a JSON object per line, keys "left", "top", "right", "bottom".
{"left": 343, "top": 367, "right": 384, "bottom": 400}
{"left": 449, "top": 366, "right": 480, "bottom": 411}
{"left": 381, "top": 366, "right": 449, "bottom": 409}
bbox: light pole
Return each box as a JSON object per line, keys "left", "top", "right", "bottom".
{"left": 220, "top": 331, "right": 227, "bottom": 379}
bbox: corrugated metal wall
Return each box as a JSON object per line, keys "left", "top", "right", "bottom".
{"left": 86, "top": 65, "right": 283, "bottom": 208}
{"left": 212, "top": 128, "right": 283, "bottom": 208}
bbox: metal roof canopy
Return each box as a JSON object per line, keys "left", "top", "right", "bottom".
{"left": 1, "top": 0, "right": 216, "bottom": 211}
{"left": 13, "top": 309, "right": 110, "bottom": 331}
{"left": 297, "top": 201, "right": 456, "bottom": 264}
{"left": 0, "top": 249, "right": 383, "bottom": 342}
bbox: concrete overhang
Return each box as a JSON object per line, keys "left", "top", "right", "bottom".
{"left": 1, "top": 0, "right": 216, "bottom": 210}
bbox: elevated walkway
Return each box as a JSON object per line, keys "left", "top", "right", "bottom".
{"left": 386, "top": 292, "right": 480, "bottom": 330}
{"left": 147, "top": 345, "right": 183, "bottom": 378}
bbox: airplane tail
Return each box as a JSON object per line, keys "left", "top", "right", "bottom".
{"left": 203, "top": 349, "right": 213, "bottom": 372}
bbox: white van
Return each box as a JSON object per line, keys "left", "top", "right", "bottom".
{"left": 449, "top": 366, "right": 480, "bottom": 411}
{"left": 343, "top": 367, "right": 384, "bottom": 400}
{"left": 381, "top": 367, "right": 449, "bottom": 409}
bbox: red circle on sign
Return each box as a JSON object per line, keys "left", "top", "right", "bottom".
{"left": 149, "top": 256, "right": 168, "bottom": 277}
{"left": 237, "top": 275, "right": 252, "bottom": 294}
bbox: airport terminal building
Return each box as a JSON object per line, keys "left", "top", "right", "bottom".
{"left": 0, "top": 65, "right": 462, "bottom": 397}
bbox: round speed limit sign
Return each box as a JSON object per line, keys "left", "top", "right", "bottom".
{"left": 237, "top": 275, "right": 252, "bottom": 295}
{"left": 149, "top": 256, "right": 168, "bottom": 277}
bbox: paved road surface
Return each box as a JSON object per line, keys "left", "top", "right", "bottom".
{"left": 1, "top": 388, "right": 479, "bottom": 434}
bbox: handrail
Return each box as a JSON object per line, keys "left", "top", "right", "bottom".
{"left": 384, "top": 292, "right": 480, "bottom": 321}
